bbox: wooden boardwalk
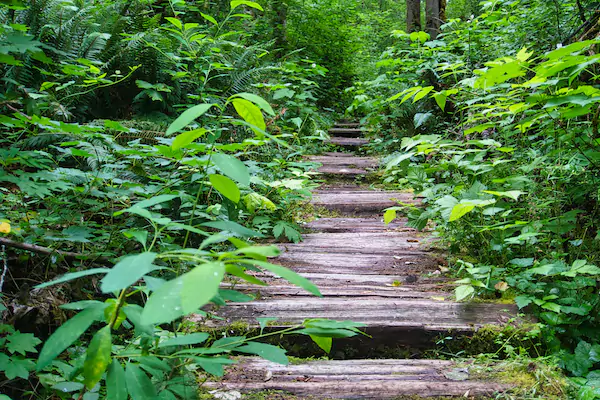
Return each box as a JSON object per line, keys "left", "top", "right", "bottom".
{"left": 202, "top": 122, "right": 518, "bottom": 398}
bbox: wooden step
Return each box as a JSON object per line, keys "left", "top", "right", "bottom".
{"left": 304, "top": 217, "right": 409, "bottom": 233}
{"left": 328, "top": 128, "right": 363, "bottom": 137}
{"left": 307, "top": 154, "right": 378, "bottom": 179}
{"left": 335, "top": 122, "right": 361, "bottom": 128}
{"left": 198, "top": 217, "right": 518, "bottom": 345}
{"left": 207, "top": 358, "right": 511, "bottom": 399}
{"left": 307, "top": 154, "right": 378, "bottom": 168}
{"left": 311, "top": 188, "right": 417, "bottom": 214}
{"left": 328, "top": 136, "right": 368, "bottom": 149}
{"left": 201, "top": 296, "right": 517, "bottom": 335}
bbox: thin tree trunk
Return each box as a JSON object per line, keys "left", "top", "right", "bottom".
{"left": 406, "top": 0, "right": 421, "bottom": 32}
{"left": 271, "top": 0, "right": 288, "bottom": 56}
{"left": 425, "top": 0, "right": 441, "bottom": 39}
{"left": 440, "top": 0, "right": 446, "bottom": 22}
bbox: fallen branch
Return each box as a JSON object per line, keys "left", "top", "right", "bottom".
{"left": 0, "top": 237, "right": 112, "bottom": 265}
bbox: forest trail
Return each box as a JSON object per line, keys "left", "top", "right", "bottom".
{"left": 205, "top": 123, "right": 520, "bottom": 399}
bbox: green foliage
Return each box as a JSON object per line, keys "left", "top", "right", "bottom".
{"left": 354, "top": 0, "right": 600, "bottom": 394}
{"left": 0, "top": 1, "right": 347, "bottom": 398}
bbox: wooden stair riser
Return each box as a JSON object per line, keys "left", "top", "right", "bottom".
{"left": 329, "top": 128, "right": 364, "bottom": 137}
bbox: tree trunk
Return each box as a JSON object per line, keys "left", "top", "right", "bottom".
{"left": 271, "top": 0, "right": 288, "bottom": 56}
{"left": 425, "top": 0, "right": 441, "bottom": 39}
{"left": 440, "top": 0, "right": 447, "bottom": 22}
{"left": 406, "top": 0, "right": 421, "bottom": 32}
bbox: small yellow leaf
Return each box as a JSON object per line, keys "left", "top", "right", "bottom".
{"left": 0, "top": 222, "right": 11, "bottom": 234}
{"left": 430, "top": 296, "right": 446, "bottom": 301}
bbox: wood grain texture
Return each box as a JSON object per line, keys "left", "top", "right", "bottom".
{"left": 208, "top": 358, "right": 510, "bottom": 399}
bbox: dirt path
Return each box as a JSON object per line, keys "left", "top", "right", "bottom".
{"left": 205, "top": 123, "right": 519, "bottom": 399}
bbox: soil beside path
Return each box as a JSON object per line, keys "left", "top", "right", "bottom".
{"left": 202, "top": 122, "right": 522, "bottom": 399}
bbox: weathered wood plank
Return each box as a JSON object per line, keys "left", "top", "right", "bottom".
{"left": 334, "top": 122, "right": 361, "bottom": 128}
{"left": 328, "top": 137, "right": 369, "bottom": 148}
{"left": 208, "top": 358, "right": 510, "bottom": 399}
{"left": 328, "top": 128, "right": 364, "bottom": 137}
{"left": 304, "top": 217, "right": 410, "bottom": 232}
{"left": 312, "top": 190, "right": 418, "bottom": 214}
{"left": 308, "top": 155, "right": 378, "bottom": 168}
{"left": 202, "top": 297, "right": 517, "bottom": 332}
{"left": 281, "top": 231, "right": 431, "bottom": 255}
{"left": 223, "top": 283, "right": 450, "bottom": 298}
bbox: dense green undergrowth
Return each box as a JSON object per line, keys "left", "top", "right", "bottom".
{"left": 348, "top": 0, "right": 600, "bottom": 397}
{"left": 0, "top": 0, "right": 374, "bottom": 398}
{"left": 2, "top": 0, "right": 600, "bottom": 398}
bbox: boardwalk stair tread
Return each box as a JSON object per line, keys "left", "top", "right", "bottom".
{"left": 201, "top": 122, "right": 517, "bottom": 398}
{"left": 207, "top": 358, "right": 510, "bottom": 399}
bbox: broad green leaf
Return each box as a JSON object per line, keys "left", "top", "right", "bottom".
{"left": 5, "top": 332, "right": 41, "bottom": 355}
{"left": 226, "top": 264, "right": 267, "bottom": 286}
{"left": 231, "top": 98, "right": 265, "bottom": 131}
{"left": 384, "top": 209, "right": 396, "bottom": 225}
{"left": 122, "top": 229, "right": 149, "bottom": 246}
{"left": 101, "top": 253, "right": 158, "bottom": 293}
{"left": 200, "top": 13, "right": 218, "bottom": 25}
{"left": 106, "top": 360, "right": 128, "bottom": 400}
{"left": 83, "top": 326, "right": 112, "bottom": 389}
{"left": 448, "top": 203, "right": 475, "bottom": 222}
{"left": 455, "top": 285, "right": 475, "bottom": 301}
{"left": 514, "top": 295, "right": 533, "bottom": 309}
{"left": 413, "top": 86, "right": 434, "bottom": 103}
{"left": 482, "top": 190, "right": 525, "bottom": 201}
{"left": 232, "top": 93, "right": 275, "bottom": 116}
{"left": 51, "top": 382, "right": 84, "bottom": 393}
{"left": 209, "top": 174, "right": 240, "bottom": 203}
{"left": 37, "top": 306, "right": 105, "bottom": 370}
{"left": 35, "top": 268, "right": 110, "bottom": 289}
{"left": 158, "top": 333, "right": 210, "bottom": 348}
{"left": 243, "top": 192, "right": 276, "bottom": 213}
{"left": 165, "top": 17, "right": 182, "bottom": 30}
{"left": 413, "top": 112, "right": 431, "bottom": 128}
{"left": 115, "top": 194, "right": 178, "bottom": 216}
{"left": 230, "top": 0, "right": 264, "bottom": 11}
{"left": 298, "top": 328, "right": 356, "bottom": 338}
{"left": 141, "top": 262, "right": 225, "bottom": 325}
{"left": 172, "top": 128, "right": 207, "bottom": 150}
{"left": 273, "top": 88, "right": 295, "bottom": 99}
{"left": 211, "top": 153, "right": 250, "bottom": 186}
{"left": 231, "top": 245, "right": 280, "bottom": 258}
{"left": 193, "top": 356, "right": 236, "bottom": 376}
{"left": 310, "top": 335, "right": 332, "bottom": 353}
{"left": 239, "top": 260, "right": 321, "bottom": 297}
{"left": 432, "top": 92, "right": 447, "bottom": 111}
{"left": 125, "top": 363, "right": 157, "bottom": 400}
{"left": 235, "top": 342, "right": 288, "bottom": 365}
{"left": 202, "top": 220, "right": 264, "bottom": 238}
{"left": 166, "top": 104, "right": 215, "bottom": 135}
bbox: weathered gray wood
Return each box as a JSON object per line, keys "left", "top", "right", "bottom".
{"left": 307, "top": 155, "right": 378, "bottom": 168}
{"left": 276, "top": 251, "right": 439, "bottom": 274}
{"left": 328, "top": 137, "right": 369, "bottom": 148}
{"left": 317, "top": 166, "right": 370, "bottom": 177}
{"left": 223, "top": 283, "right": 450, "bottom": 298}
{"left": 201, "top": 297, "right": 517, "bottom": 332}
{"left": 280, "top": 231, "right": 431, "bottom": 255}
{"left": 312, "top": 189, "right": 418, "bottom": 214}
{"left": 202, "top": 121, "right": 520, "bottom": 398}
{"left": 307, "top": 154, "right": 378, "bottom": 178}
{"left": 328, "top": 128, "right": 363, "bottom": 137}
{"left": 304, "top": 217, "right": 410, "bottom": 232}
{"left": 208, "top": 358, "right": 510, "bottom": 398}
{"left": 334, "top": 122, "right": 361, "bottom": 128}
